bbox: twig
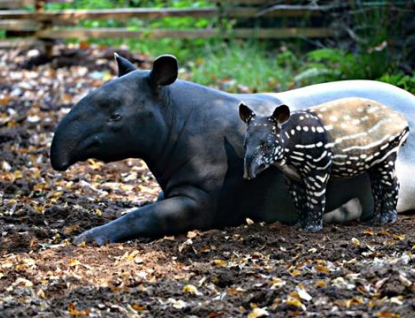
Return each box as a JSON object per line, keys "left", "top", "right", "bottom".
{"left": 256, "top": 4, "right": 349, "bottom": 18}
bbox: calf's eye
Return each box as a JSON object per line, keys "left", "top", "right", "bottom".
{"left": 108, "top": 113, "right": 122, "bottom": 122}
{"left": 261, "top": 142, "right": 271, "bottom": 150}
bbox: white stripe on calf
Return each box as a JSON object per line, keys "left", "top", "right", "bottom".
{"left": 368, "top": 147, "right": 399, "bottom": 168}
{"left": 313, "top": 188, "right": 326, "bottom": 197}
{"left": 316, "top": 174, "right": 329, "bottom": 183}
{"left": 290, "top": 156, "right": 305, "bottom": 162}
{"left": 292, "top": 151, "right": 305, "bottom": 156}
{"left": 313, "top": 151, "right": 328, "bottom": 162}
{"left": 380, "top": 143, "right": 389, "bottom": 150}
{"left": 367, "top": 118, "right": 392, "bottom": 134}
{"left": 295, "top": 142, "right": 323, "bottom": 149}
{"left": 332, "top": 154, "right": 348, "bottom": 159}
{"left": 334, "top": 131, "right": 367, "bottom": 144}
{"left": 342, "top": 134, "right": 394, "bottom": 152}
{"left": 316, "top": 161, "right": 331, "bottom": 171}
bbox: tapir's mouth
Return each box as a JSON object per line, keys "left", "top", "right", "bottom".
{"left": 51, "top": 133, "right": 102, "bottom": 171}
{"left": 51, "top": 161, "right": 70, "bottom": 172}
{"left": 243, "top": 161, "right": 269, "bottom": 180}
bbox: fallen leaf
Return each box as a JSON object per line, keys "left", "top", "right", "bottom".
{"left": 315, "top": 280, "right": 327, "bottom": 288}
{"left": 212, "top": 259, "right": 227, "bottom": 266}
{"left": 68, "top": 259, "right": 80, "bottom": 267}
{"left": 182, "top": 284, "right": 201, "bottom": 295}
{"left": 68, "top": 303, "right": 90, "bottom": 317}
{"left": 314, "top": 265, "right": 330, "bottom": 274}
{"left": 290, "top": 269, "right": 302, "bottom": 277}
{"left": 187, "top": 230, "right": 199, "bottom": 239}
{"left": 351, "top": 237, "right": 360, "bottom": 247}
{"left": 246, "top": 218, "right": 254, "bottom": 225}
{"left": 286, "top": 297, "right": 305, "bottom": 310}
{"left": 131, "top": 303, "right": 147, "bottom": 311}
{"left": 377, "top": 311, "right": 401, "bottom": 318}
{"left": 248, "top": 307, "right": 269, "bottom": 318}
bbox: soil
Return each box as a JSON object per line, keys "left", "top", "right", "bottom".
{"left": 1, "top": 45, "right": 414, "bottom": 318}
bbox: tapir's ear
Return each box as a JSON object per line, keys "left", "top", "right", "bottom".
{"left": 272, "top": 105, "right": 290, "bottom": 125}
{"left": 114, "top": 53, "right": 136, "bottom": 77}
{"left": 239, "top": 103, "right": 256, "bottom": 124}
{"left": 149, "top": 55, "right": 178, "bottom": 87}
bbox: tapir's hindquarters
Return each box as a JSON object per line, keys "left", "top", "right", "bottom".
{"left": 310, "top": 98, "right": 410, "bottom": 225}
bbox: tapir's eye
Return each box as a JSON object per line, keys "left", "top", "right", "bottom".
{"left": 261, "top": 142, "right": 271, "bottom": 150}
{"left": 108, "top": 113, "right": 122, "bottom": 122}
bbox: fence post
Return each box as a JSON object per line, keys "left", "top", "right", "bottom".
{"left": 34, "top": 0, "right": 54, "bottom": 56}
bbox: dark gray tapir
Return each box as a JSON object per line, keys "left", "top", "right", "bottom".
{"left": 50, "top": 54, "right": 415, "bottom": 245}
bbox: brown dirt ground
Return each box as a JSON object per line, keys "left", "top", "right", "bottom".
{"left": 1, "top": 45, "right": 415, "bottom": 318}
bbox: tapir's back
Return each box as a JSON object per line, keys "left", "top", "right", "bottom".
{"left": 310, "top": 98, "right": 408, "bottom": 153}
{"left": 309, "top": 98, "right": 409, "bottom": 177}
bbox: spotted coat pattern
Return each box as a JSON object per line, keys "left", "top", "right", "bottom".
{"left": 240, "top": 98, "right": 409, "bottom": 232}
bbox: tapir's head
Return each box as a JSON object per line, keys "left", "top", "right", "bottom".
{"left": 239, "top": 103, "right": 290, "bottom": 179}
{"left": 50, "top": 54, "right": 178, "bottom": 171}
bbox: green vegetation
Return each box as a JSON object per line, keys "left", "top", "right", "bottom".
{"left": 186, "top": 41, "right": 293, "bottom": 93}
{"left": 4, "top": 0, "right": 415, "bottom": 93}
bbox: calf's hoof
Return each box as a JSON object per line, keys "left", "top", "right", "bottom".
{"left": 378, "top": 210, "right": 398, "bottom": 225}
{"left": 301, "top": 223, "right": 323, "bottom": 232}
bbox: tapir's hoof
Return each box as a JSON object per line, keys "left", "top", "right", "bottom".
{"left": 302, "top": 223, "right": 323, "bottom": 232}
{"left": 73, "top": 226, "right": 116, "bottom": 246}
{"left": 376, "top": 210, "right": 398, "bottom": 225}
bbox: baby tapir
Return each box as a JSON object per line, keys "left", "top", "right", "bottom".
{"left": 239, "top": 97, "right": 409, "bottom": 232}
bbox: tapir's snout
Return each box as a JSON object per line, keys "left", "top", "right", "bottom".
{"left": 50, "top": 125, "right": 75, "bottom": 171}
{"left": 50, "top": 108, "right": 91, "bottom": 172}
{"left": 243, "top": 168, "right": 255, "bottom": 180}
{"left": 243, "top": 156, "right": 258, "bottom": 180}
{"left": 51, "top": 155, "right": 70, "bottom": 171}
{"left": 243, "top": 154, "right": 268, "bottom": 180}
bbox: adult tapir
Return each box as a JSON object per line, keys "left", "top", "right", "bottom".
{"left": 50, "top": 54, "right": 415, "bottom": 245}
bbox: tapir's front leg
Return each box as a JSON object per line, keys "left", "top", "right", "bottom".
{"left": 302, "top": 171, "right": 330, "bottom": 232}
{"left": 74, "top": 196, "right": 212, "bottom": 245}
{"left": 285, "top": 179, "right": 307, "bottom": 228}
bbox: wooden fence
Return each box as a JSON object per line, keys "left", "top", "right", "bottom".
{"left": 0, "top": 0, "right": 338, "bottom": 50}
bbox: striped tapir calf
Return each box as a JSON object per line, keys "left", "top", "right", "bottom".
{"left": 240, "top": 97, "right": 409, "bottom": 232}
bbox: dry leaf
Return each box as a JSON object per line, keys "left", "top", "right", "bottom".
{"left": 314, "top": 265, "right": 330, "bottom": 274}
{"left": 377, "top": 311, "right": 401, "bottom": 318}
{"left": 131, "top": 303, "right": 147, "bottom": 311}
{"left": 187, "top": 230, "right": 199, "bottom": 239}
{"left": 182, "top": 284, "right": 201, "bottom": 295}
{"left": 286, "top": 297, "right": 305, "bottom": 310}
{"left": 351, "top": 237, "right": 360, "bottom": 247}
{"left": 248, "top": 307, "right": 269, "bottom": 318}
{"left": 69, "top": 259, "right": 80, "bottom": 267}
{"left": 212, "top": 259, "right": 227, "bottom": 266}
{"left": 246, "top": 218, "right": 254, "bottom": 225}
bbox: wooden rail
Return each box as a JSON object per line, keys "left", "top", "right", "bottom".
{"left": 35, "top": 27, "right": 333, "bottom": 40}
{"left": 0, "top": 6, "right": 324, "bottom": 21}
{"left": 0, "top": 0, "right": 337, "bottom": 49}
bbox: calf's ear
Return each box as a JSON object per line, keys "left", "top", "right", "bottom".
{"left": 149, "top": 55, "right": 178, "bottom": 87}
{"left": 272, "top": 105, "right": 290, "bottom": 125}
{"left": 114, "top": 53, "right": 136, "bottom": 77}
{"left": 239, "top": 103, "right": 256, "bottom": 124}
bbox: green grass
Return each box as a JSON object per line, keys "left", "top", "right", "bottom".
{"left": 3, "top": 0, "right": 413, "bottom": 94}
{"left": 185, "top": 41, "right": 296, "bottom": 93}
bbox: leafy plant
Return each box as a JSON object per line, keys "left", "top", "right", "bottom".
{"left": 378, "top": 74, "right": 415, "bottom": 94}
{"left": 187, "top": 41, "right": 293, "bottom": 93}
{"left": 294, "top": 47, "right": 391, "bottom": 86}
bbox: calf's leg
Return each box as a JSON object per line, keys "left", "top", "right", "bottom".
{"left": 285, "top": 179, "right": 307, "bottom": 228}
{"left": 368, "top": 154, "right": 399, "bottom": 225}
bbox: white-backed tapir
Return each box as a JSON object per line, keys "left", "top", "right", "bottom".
{"left": 50, "top": 54, "right": 415, "bottom": 245}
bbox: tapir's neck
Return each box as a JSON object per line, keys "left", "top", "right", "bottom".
{"left": 144, "top": 80, "right": 238, "bottom": 188}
